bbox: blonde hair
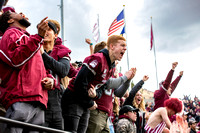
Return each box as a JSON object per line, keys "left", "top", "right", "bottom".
{"left": 113, "top": 97, "right": 120, "bottom": 116}
{"left": 107, "top": 35, "right": 126, "bottom": 49}
{"left": 132, "top": 90, "right": 146, "bottom": 111}
{"left": 47, "top": 19, "right": 61, "bottom": 35}
{"left": 60, "top": 76, "right": 70, "bottom": 89}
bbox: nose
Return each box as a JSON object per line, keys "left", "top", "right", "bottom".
{"left": 19, "top": 12, "right": 25, "bottom": 18}
{"left": 124, "top": 46, "right": 127, "bottom": 51}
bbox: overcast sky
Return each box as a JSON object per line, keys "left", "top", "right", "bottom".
{"left": 7, "top": 0, "right": 200, "bottom": 99}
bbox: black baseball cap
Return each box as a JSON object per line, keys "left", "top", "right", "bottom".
{"left": 119, "top": 105, "right": 139, "bottom": 115}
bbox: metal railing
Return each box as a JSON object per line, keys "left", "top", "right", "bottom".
{"left": 0, "top": 116, "right": 70, "bottom": 133}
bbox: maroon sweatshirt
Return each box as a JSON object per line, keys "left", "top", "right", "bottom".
{"left": 154, "top": 69, "right": 182, "bottom": 110}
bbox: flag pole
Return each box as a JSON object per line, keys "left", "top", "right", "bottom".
{"left": 60, "top": 0, "right": 64, "bottom": 41}
{"left": 123, "top": 5, "right": 129, "bottom": 70}
{"left": 151, "top": 17, "right": 159, "bottom": 90}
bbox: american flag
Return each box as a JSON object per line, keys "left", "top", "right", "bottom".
{"left": 92, "top": 15, "right": 100, "bottom": 42}
{"left": 108, "top": 9, "right": 125, "bottom": 36}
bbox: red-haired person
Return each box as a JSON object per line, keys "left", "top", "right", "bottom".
{"left": 144, "top": 98, "right": 183, "bottom": 133}
{"left": 61, "top": 35, "right": 135, "bottom": 133}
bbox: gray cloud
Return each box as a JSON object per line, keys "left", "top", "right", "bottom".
{"left": 8, "top": 0, "right": 200, "bottom": 57}
{"left": 136, "top": 0, "right": 200, "bottom": 53}
{"left": 63, "top": 0, "right": 93, "bottom": 61}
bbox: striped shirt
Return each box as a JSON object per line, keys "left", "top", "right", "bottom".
{"left": 144, "top": 121, "right": 166, "bottom": 133}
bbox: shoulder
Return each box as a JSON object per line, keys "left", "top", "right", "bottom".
{"left": 116, "top": 118, "right": 133, "bottom": 132}
{"left": 3, "top": 28, "right": 18, "bottom": 37}
{"left": 157, "top": 107, "right": 167, "bottom": 115}
{"left": 83, "top": 53, "right": 104, "bottom": 66}
{"left": 117, "top": 118, "right": 131, "bottom": 125}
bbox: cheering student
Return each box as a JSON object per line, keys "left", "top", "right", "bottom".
{"left": 40, "top": 19, "right": 71, "bottom": 130}
{"left": 0, "top": 11, "right": 54, "bottom": 132}
{"left": 154, "top": 62, "right": 183, "bottom": 111}
{"left": 61, "top": 35, "right": 135, "bottom": 133}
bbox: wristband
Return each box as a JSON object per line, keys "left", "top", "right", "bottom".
{"left": 90, "top": 43, "right": 93, "bottom": 46}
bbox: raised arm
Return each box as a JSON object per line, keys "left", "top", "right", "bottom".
{"left": 170, "top": 71, "right": 183, "bottom": 94}
{"left": 0, "top": 17, "right": 48, "bottom": 68}
{"left": 85, "top": 38, "right": 94, "bottom": 55}
{"left": 123, "top": 75, "right": 149, "bottom": 106}
{"left": 163, "top": 62, "right": 178, "bottom": 89}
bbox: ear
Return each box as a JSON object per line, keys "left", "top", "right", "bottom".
{"left": 7, "top": 19, "right": 14, "bottom": 24}
{"left": 55, "top": 34, "right": 58, "bottom": 39}
{"left": 109, "top": 43, "right": 114, "bottom": 50}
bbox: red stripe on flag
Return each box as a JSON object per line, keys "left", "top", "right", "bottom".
{"left": 108, "top": 19, "right": 124, "bottom": 36}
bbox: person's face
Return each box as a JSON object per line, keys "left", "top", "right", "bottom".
{"left": 110, "top": 40, "right": 126, "bottom": 61}
{"left": 9, "top": 12, "right": 30, "bottom": 28}
{"left": 183, "top": 114, "right": 188, "bottom": 121}
{"left": 44, "top": 28, "right": 57, "bottom": 42}
{"left": 135, "top": 91, "right": 143, "bottom": 105}
{"left": 10, "top": 12, "right": 23, "bottom": 20}
{"left": 191, "top": 123, "right": 196, "bottom": 130}
{"left": 128, "top": 111, "right": 137, "bottom": 121}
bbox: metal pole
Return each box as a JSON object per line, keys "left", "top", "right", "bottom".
{"left": 60, "top": 0, "right": 64, "bottom": 41}
{"left": 0, "top": 116, "right": 69, "bottom": 133}
{"left": 151, "top": 17, "right": 159, "bottom": 90}
{"left": 123, "top": 5, "right": 129, "bottom": 70}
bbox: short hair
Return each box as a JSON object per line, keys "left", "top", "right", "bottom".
{"left": 0, "top": 11, "right": 11, "bottom": 33}
{"left": 107, "top": 35, "right": 126, "bottom": 49}
{"left": 47, "top": 19, "right": 61, "bottom": 35}
{"left": 164, "top": 98, "right": 183, "bottom": 114}
{"left": 94, "top": 41, "right": 106, "bottom": 53}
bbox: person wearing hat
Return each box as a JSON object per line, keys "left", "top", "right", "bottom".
{"left": 189, "top": 117, "right": 197, "bottom": 133}
{"left": 40, "top": 19, "right": 71, "bottom": 130}
{"left": 115, "top": 105, "right": 139, "bottom": 133}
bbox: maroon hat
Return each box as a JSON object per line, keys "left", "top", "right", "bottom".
{"left": 2, "top": 6, "right": 15, "bottom": 13}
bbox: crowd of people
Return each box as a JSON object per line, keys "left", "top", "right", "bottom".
{"left": 0, "top": 1, "right": 199, "bottom": 133}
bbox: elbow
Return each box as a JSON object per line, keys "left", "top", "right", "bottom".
{"left": 60, "top": 67, "right": 70, "bottom": 78}
{"left": 60, "top": 62, "right": 70, "bottom": 78}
